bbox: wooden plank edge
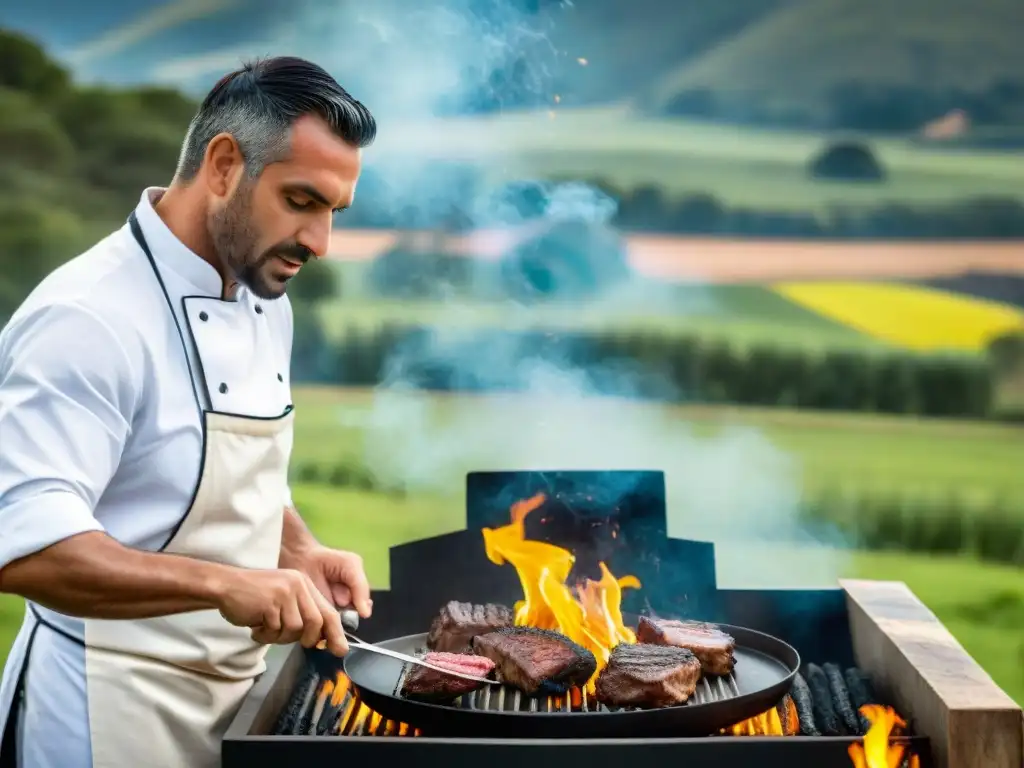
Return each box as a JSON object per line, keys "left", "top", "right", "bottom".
{"left": 840, "top": 578, "right": 1022, "bottom": 768}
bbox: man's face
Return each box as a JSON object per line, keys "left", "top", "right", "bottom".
{"left": 208, "top": 114, "right": 363, "bottom": 300}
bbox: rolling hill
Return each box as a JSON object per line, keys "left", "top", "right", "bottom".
{"left": 645, "top": 0, "right": 1024, "bottom": 126}
{"left": 0, "top": 0, "right": 785, "bottom": 107}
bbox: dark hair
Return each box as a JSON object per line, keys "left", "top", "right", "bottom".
{"left": 174, "top": 56, "right": 376, "bottom": 181}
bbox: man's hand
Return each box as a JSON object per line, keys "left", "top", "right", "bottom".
{"left": 300, "top": 546, "right": 373, "bottom": 619}
{"left": 278, "top": 506, "right": 372, "bottom": 618}
{"left": 212, "top": 567, "right": 348, "bottom": 656}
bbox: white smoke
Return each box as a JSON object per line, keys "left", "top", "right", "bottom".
{"left": 173, "top": 0, "right": 849, "bottom": 588}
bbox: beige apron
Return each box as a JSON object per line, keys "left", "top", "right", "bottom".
{"left": 0, "top": 212, "right": 295, "bottom": 768}
{"left": 80, "top": 213, "right": 295, "bottom": 767}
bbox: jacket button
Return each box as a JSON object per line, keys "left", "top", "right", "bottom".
{"left": 255, "top": 304, "right": 263, "bottom": 314}
{"left": 219, "top": 383, "right": 228, "bottom": 394}
{"left": 277, "top": 373, "right": 283, "bottom": 382}
{"left": 199, "top": 311, "right": 209, "bottom": 322}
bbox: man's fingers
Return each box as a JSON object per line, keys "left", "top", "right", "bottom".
{"left": 310, "top": 585, "right": 348, "bottom": 657}
{"left": 330, "top": 583, "right": 351, "bottom": 609}
{"left": 346, "top": 565, "right": 372, "bottom": 619}
{"left": 279, "top": 598, "right": 305, "bottom": 645}
{"left": 296, "top": 582, "right": 325, "bottom": 649}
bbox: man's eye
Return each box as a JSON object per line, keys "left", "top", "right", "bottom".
{"left": 286, "top": 197, "right": 313, "bottom": 211}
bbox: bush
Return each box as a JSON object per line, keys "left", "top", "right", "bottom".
{"left": 808, "top": 141, "right": 886, "bottom": 182}
{"left": 289, "top": 460, "right": 406, "bottom": 498}
{"left": 297, "top": 322, "right": 998, "bottom": 419}
{"left": 801, "top": 489, "right": 1024, "bottom": 566}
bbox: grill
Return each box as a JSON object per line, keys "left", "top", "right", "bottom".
{"left": 223, "top": 470, "right": 1023, "bottom": 768}
{"left": 401, "top": 661, "right": 741, "bottom": 713}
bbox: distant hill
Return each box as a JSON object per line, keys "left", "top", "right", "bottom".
{"left": 644, "top": 0, "right": 1024, "bottom": 129}
{"left": 0, "top": 0, "right": 786, "bottom": 110}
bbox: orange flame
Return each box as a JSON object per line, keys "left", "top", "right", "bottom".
{"left": 482, "top": 493, "right": 641, "bottom": 692}
{"left": 848, "top": 705, "right": 919, "bottom": 768}
{"left": 723, "top": 696, "right": 800, "bottom": 736}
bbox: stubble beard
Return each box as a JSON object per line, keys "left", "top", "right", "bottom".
{"left": 208, "top": 183, "right": 283, "bottom": 300}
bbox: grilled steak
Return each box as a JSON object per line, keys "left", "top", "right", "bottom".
{"left": 636, "top": 617, "right": 736, "bottom": 676}
{"left": 472, "top": 627, "right": 597, "bottom": 696}
{"left": 594, "top": 643, "right": 702, "bottom": 708}
{"left": 400, "top": 652, "right": 496, "bottom": 701}
{"left": 426, "top": 601, "right": 514, "bottom": 653}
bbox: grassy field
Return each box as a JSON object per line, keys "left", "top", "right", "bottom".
{"left": 1, "top": 485, "right": 1019, "bottom": 705}
{"left": 320, "top": 277, "right": 894, "bottom": 354}
{"left": 324, "top": 263, "right": 1024, "bottom": 355}
{"left": 290, "top": 387, "right": 1024, "bottom": 503}
{"left": 374, "top": 106, "right": 1024, "bottom": 211}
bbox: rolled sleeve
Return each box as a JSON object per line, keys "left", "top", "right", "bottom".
{"left": 0, "top": 303, "right": 137, "bottom": 570}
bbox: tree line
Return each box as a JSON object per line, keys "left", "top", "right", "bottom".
{"left": 291, "top": 322, "right": 998, "bottom": 420}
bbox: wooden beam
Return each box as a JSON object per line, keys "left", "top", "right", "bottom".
{"left": 841, "top": 579, "right": 1022, "bottom": 768}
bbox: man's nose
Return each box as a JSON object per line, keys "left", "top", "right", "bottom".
{"left": 296, "top": 214, "right": 332, "bottom": 259}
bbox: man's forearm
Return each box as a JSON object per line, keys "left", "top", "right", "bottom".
{"left": 0, "top": 531, "right": 233, "bottom": 619}
{"left": 279, "top": 505, "right": 320, "bottom": 569}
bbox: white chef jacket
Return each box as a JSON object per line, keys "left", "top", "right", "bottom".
{"left": 0, "top": 187, "right": 296, "bottom": 767}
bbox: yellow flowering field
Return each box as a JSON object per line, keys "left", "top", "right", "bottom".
{"left": 772, "top": 282, "right": 1024, "bottom": 351}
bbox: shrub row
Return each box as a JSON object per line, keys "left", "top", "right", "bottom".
{"left": 290, "top": 460, "right": 407, "bottom": 498}
{"left": 294, "top": 324, "right": 995, "bottom": 419}
{"left": 290, "top": 460, "right": 1024, "bottom": 567}
{"left": 801, "top": 490, "right": 1024, "bottom": 566}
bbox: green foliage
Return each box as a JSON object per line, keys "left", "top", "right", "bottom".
{"left": 0, "top": 33, "right": 196, "bottom": 324}
{"left": 802, "top": 488, "right": 1024, "bottom": 566}
{"left": 301, "top": 319, "right": 997, "bottom": 419}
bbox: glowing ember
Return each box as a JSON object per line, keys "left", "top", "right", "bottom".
{"left": 723, "top": 696, "right": 800, "bottom": 736}
{"left": 848, "top": 705, "right": 919, "bottom": 768}
{"left": 482, "top": 493, "right": 641, "bottom": 692}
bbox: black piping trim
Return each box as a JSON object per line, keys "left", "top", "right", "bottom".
{"left": 128, "top": 213, "right": 204, "bottom": 422}
{"left": 128, "top": 212, "right": 208, "bottom": 552}
{"left": 179, "top": 297, "right": 214, "bottom": 412}
{"left": 0, "top": 619, "right": 40, "bottom": 767}
{"left": 207, "top": 404, "right": 295, "bottom": 421}
{"left": 26, "top": 605, "right": 84, "bottom": 648}
{"left": 128, "top": 212, "right": 296, "bottom": 552}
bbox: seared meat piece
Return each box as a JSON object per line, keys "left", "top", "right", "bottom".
{"left": 594, "top": 643, "right": 702, "bottom": 708}
{"left": 400, "top": 652, "right": 496, "bottom": 701}
{"left": 636, "top": 617, "right": 736, "bottom": 676}
{"left": 472, "top": 627, "right": 597, "bottom": 696}
{"left": 426, "top": 601, "right": 514, "bottom": 653}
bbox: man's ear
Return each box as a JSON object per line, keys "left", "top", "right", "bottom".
{"left": 203, "top": 132, "right": 246, "bottom": 200}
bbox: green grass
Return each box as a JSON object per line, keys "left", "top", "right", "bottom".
{"left": 319, "top": 278, "right": 891, "bottom": 354}
{"left": 290, "top": 387, "right": 1024, "bottom": 503}
{"left": 375, "top": 106, "right": 1024, "bottom": 211}
{"left": 5, "top": 487, "right": 1018, "bottom": 705}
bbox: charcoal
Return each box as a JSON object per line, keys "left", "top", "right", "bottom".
{"left": 805, "top": 663, "right": 843, "bottom": 735}
{"left": 636, "top": 617, "right": 736, "bottom": 676}
{"left": 292, "top": 671, "right": 325, "bottom": 736}
{"left": 273, "top": 666, "right": 319, "bottom": 735}
{"left": 824, "top": 662, "right": 862, "bottom": 735}
{"left": 594, "top": 643, "right": 702, "bottom": 708}
{"left": 473, "top": 626, "right": 597, "bottom": 696}
{"left": 427, "top": 601, "right": 514, "bottom": 653}
{"left": 845, "top": 667, "right": 876, "bottom": 733}
{"left": 790, "top": 673, "right": 820, "bottom": 736}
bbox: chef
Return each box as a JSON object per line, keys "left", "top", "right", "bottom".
{"left": 0, "top": 56, "right": 377, "bottom": 768}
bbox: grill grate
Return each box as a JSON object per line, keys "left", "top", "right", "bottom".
{"left": 394, "top": 651, "right": 742, "bottom": 714}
